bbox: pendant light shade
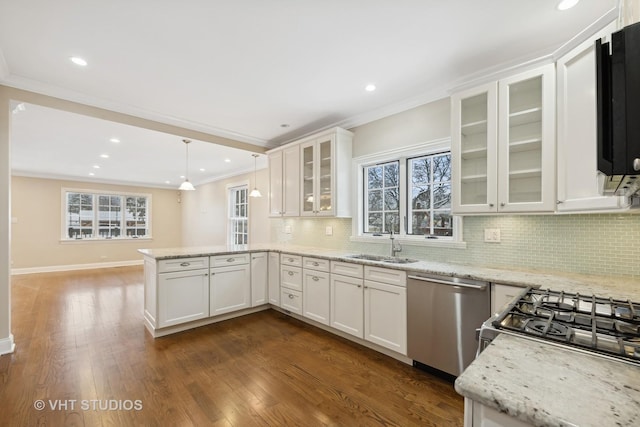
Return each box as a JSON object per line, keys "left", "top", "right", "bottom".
{"left": 249, "top": 154, "right": 262, "bottom": 198}
{"left": 179, "top": 139, "right": 195, "bottom": 191}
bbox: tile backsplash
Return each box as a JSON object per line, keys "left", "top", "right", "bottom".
{"left": 271, "top": 213, "right": 640, "bottom": 278}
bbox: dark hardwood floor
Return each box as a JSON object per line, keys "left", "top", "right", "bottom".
{"left": 1, "top": 266, "right": 463, "bottom": 426}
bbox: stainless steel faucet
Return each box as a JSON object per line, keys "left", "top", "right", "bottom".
{"left": 389, "top": 229, "right": 402, "bottom": 257}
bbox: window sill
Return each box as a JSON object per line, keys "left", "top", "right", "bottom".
{"left": 349, "top": 235, "right": 466, "bottom": 249}
{"left": 60, "top": 237, "right": 153, "bottom": 244}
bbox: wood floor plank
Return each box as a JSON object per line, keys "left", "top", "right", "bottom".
{"left": 1, "top": 266, "right": 464, "bottom": 426}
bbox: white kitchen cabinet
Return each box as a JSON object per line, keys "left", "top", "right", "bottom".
{"left": 363, "top": 266, "right": 407, "bottom": 355}
{"left": 281, "top": 287, "right": 303, "bottom": 315}
{"left": 158, "top": 268, "right": 210, "bottom": 328}
{"left": 491, "top": 284, "right": 524, "bottom": 315}
{"left": 268, "top": 145, "right": 300, "bottom": 217}
{"left": 251, "top": 252, "right": 268, "bottom": 307}
{"left": 556, "top": 21, "right": 629, "bottom": 213}
{"left": 300, "top": 127, "right": 353, "bottom": 217}
{"left": 452, "top": 64, "right": 556, "bottom": 214}
{"left": 302, "top": 257, "right": 331, "bottom": 325}
{"left": 268, "top": 252, "right": 280, "bottom": 306}
{"left": 465, "top": 398, "right": 533, "bottom": 427}
{"left": 210, "top": 256, "right": 251, "bottom": 317}
{"left": 330, "top": 273, "right": 364, "bottom": 338}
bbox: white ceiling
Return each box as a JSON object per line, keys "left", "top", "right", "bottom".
{"left": 0, "top": 0, "right": 619, "bottom": 189}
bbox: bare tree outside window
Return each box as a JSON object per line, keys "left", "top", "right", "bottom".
{"left": 364, "top": 161, "right": 400, "bottom": 234}
{"left": 409, "top": 153, "right": 452, "bottom": 236}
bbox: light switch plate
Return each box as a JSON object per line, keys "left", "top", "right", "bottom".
{"left": 484, "top": 228, "right": 501, "bottom": 243}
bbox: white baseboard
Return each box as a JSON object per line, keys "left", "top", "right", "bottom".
{"left": 10, "top": 259, "right": 143, "bottom": 275}
{"left": 0, "top": 334, "right": 15, "bottom": 355}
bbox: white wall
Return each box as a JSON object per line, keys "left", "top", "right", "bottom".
{"left": 181, "top": 168, "right": 270, "bottom": 246}
{"left": 352, "top": 97, "right": 450, "bottom": 157}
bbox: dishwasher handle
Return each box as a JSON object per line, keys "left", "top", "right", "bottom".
{"left": 408, "top": 275, "right": 487, "bottom": 290}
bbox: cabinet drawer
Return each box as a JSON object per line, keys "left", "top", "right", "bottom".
{"left": 281, "top": 288, "right": 303, "bottom": 315}
{"left": 210, "top": 253, "right": 250, "bottom": 267}
{"left": 364, "top": 266, "right": 406, "bottom": 287}
{"left": 331, "top": 261, "right": 364, "bottom": 279}
{"left": 281, "top": 254, "right": 302, "bottom": 267}
{"left": 158, "top": 256, "right": 209, "bottom": 273}
{"left": 281, "top": 266, "right": 302, "bottom": 291}
{"left": 303, "top": 257, "right": 330, "bottom": 272}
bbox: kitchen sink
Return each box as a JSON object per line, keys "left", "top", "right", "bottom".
{"left": 347, "top": 254, "right": 419, "bottom": 264}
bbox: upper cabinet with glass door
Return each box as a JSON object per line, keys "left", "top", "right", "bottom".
{"left": 452, "top": 64, "right": 556, "bottom": 214}
{"left": 300, "top": 127, "right": 353, "bottom": 217}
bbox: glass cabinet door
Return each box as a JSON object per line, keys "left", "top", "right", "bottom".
{"left": 317, "top": 138, "right": 332, "bottom": 213}
{"left": 302, "top": 143, "right": 315, "bottom": 214}
{"left": 452, "top": 82, "right": 497, "bottom": 214}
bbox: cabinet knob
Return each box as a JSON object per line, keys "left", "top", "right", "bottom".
{"left": 312, "top": 276, "right": 319, "bottom": 281}
{"left": 227, "top": 258, "right": 235, "bottom": 262}
{"left": 204, "top": 273, "right": 208, "bottom": 276}
{"left": 357, "top": 284, "right": 362, "bottom": 288}
{"left": 180, "top": 262, "right": 190, "bottom": 267}
{"left": 489, "top": 203, "right": 494, "bottom": 208}
{"left": 288, "top": 294, "right": 294, "bottom": 299}
{"left": 500, "top": 202, "right": 505, "bottom": 207}
{"left": 288, "top": 271, "right": 294, "bottom": 276}
{"left": 634, "top": 158, "right": 640, "bottom": 171}
{"left": 313, "top": 262, "right": 319, "bottom": 266}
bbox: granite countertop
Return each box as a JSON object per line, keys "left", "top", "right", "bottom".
{"left": 139, "top": 244, "right": 640, "bottom": 301}
{"left": 455, "top": 334, "right": 640, "bottom": 427}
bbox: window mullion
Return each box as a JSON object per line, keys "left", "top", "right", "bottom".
{"left": 399, "top": 157, "right": 407, "bottom": 237}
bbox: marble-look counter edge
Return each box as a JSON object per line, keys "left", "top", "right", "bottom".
{"left": 138, "top": 245, "right": 640, "bottom": 301}
{"left": 454, "top": 334, "right": 640, "bottom": 427}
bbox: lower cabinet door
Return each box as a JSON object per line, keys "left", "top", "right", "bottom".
{"left": 364, "top": 280, "right": 407, "bottom": 355}
{"left": 251, "top": 252, "right": 268, "bottom": 307}
{"left": 268, "top": 252, "right": 281, "bottom": 306}
{"left": 158, "top": 268, "right": 210, "bottom": 328}
{"left": 330, "top": 274, "right": 364, "bottom": 338}
{"left": 302, "top": 270, "right": 330, "bottom": 325}
{"left": 210, "top": 264, "right": 251, "bottom": 316}
{"left": 280, "top": 287, "right": 302, "bottom": 315}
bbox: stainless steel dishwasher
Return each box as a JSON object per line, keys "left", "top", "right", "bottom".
{"left": 407, "top": 273, "right": 490, "bottom": 377}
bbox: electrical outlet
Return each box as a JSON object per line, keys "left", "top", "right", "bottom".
{"left": 325, "top": 226, "right": 333, "bottom": 236}
{"left": 284, "top": 225, "right": 292, "bottom": 234}
{"left": 484, "top": 228, "right": 501, "bottom": 243}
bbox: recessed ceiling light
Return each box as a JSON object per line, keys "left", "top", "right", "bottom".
{"left": 109, "top": 138, "right": 120, "bottom": 143}
{"left": 164, "top": 180, "right": 171, "bottom": 184}
{"left": 93, "top": 165, "right": 100, "bottom": 169}
{"left": 100, "top": 154, "right": 109, "bottom": 159}
{"left": 365, "top": 84, "right": 376, "bottom": 92}
{"left": 199, "top": 168, "right": 205, "bottom": 172}
{"left": 70, "top": 56, "right": 88, "bottom": 66}
{"left": 224, "top": 159, "right": 231, "bottom": 163}
{"left": 180, "top": 175, "right": 185, "bottom": 179}
{"left": 89, "top": 172, "right": 95, "bottom": 176}
{"left": 557, "top": 0, "right": 579, "bottom": 10}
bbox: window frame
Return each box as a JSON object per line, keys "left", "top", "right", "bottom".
{"left": 61, "top": 188, "right": 152, "bottom": 242}
{"left": 227, "top": 181, "right": 250, "bottom": 246}
{"left": 351, "top": 139, "right": 466, "bottom": 249}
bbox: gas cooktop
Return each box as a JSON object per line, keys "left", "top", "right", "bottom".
{"left": 488, "top": 288, "right": 640, "bottom": 364}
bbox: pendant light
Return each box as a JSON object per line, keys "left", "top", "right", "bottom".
{"left": 179, "top": 139, "right": 195, "bottom": 191}
{"left": 249, "top": 154, "right": 262, "bottom": 198}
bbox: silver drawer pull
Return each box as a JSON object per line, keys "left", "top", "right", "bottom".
{"left": 180, "top": 262, "right": 190, "bottom": 267}
{"left": 288, "top": 258, "right": 294, "bottom": 262}
{"left": 227, "top": 257, "right": 235, "bottom": 262}
{"left": 312, "top": 276, "right": 319, "bottom": 281}
{"left": 312, "top": 262, "right": 319, "bottom": 266}
{"left": 288, "top": 271, "right": 294, "bottom": 276}
{"left": 288, "top": 294, "right": 294, "bottom": 299}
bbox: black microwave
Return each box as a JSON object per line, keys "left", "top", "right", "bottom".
{"left": 596, "top": 21, "right": 640, "bottom": 196}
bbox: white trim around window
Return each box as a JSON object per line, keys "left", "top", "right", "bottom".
{"left": 226, "top": 180, "right": 250, "bottom": 246}
{"left": 60, "top": 187, "right": 152, "bottom": 242}
{"left": 350, "top": 138, "right": 466, "bottom": 249}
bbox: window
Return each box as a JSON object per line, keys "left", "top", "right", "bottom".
{"left": 408, "top": 153, "right": 452, "bottom": 236}
{"left": 229, "top": 185, "right": 248, "bottom": 245}
{"left": 354, "top": 140, "right": 462, "bottom": 247}
{"left": 64, "top": 190, "right": 150, "bottom": 240}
